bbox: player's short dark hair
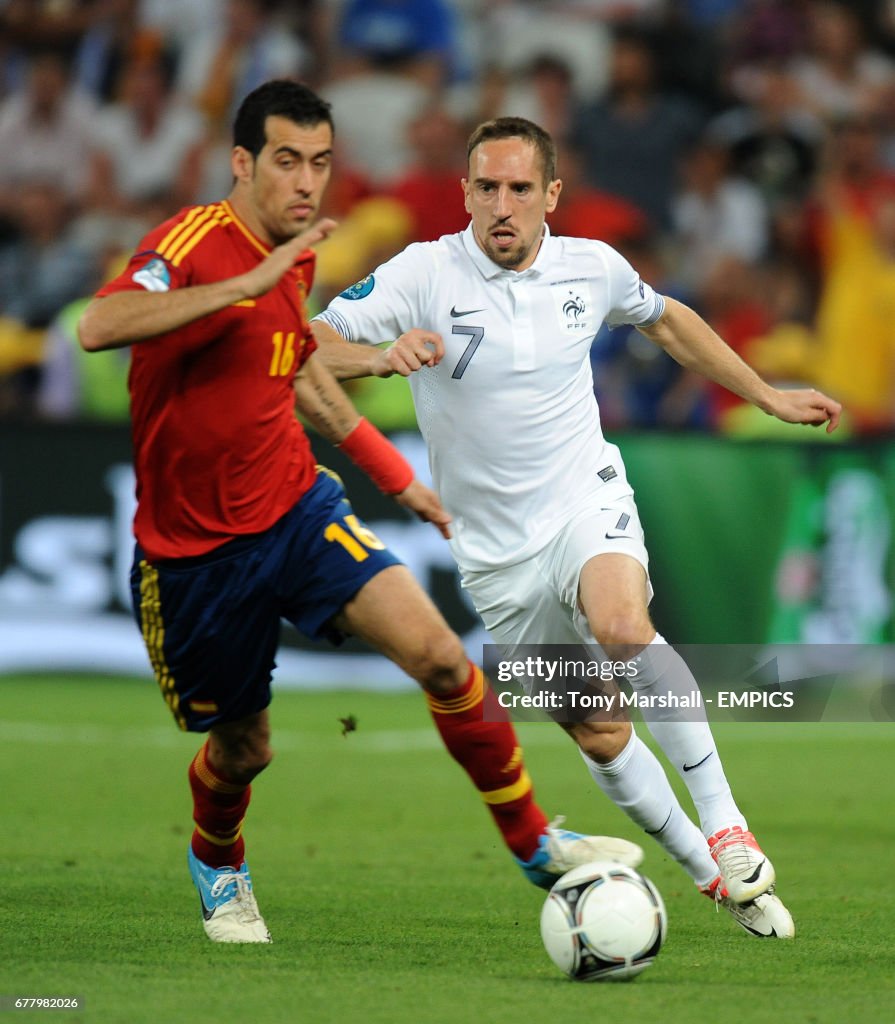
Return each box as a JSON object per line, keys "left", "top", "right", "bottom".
{"left": 466, "top": 117, "right": 557, "bottom": 186}
{"left": 233, "top": 79, "right": 334, "bottom": 156}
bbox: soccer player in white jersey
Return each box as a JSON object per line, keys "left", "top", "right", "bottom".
{"left": 312, "top": 116, "right": 842, "bottom": 938}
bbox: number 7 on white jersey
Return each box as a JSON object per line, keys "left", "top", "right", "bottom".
{"left": 451, "top": 325, "right": 484, "bottom": 379}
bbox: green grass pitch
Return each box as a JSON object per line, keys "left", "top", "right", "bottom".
{"left": 2, "top": 675, "right": 893, "bottom": 1024}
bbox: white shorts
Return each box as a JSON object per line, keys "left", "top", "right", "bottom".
{"left": 460, "top": 495, "right": 652, "bottom": 647}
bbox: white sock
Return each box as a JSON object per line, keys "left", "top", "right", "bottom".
{"left": 580, "top": 730, "right": 718, "bottom": 886}
{"left": 631, "top": 633, "right": 747, "bottom": 837}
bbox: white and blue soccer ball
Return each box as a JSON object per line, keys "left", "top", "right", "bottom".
{"left": 540, "top": 861, "right": 667, "bottom": 982}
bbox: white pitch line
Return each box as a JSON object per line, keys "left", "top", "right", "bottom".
{"left": 0, "top": 719, "right": 890, "bottom": 755}
{"left": 356, "top": 726, "right": 573, "bottom": 752}
{"left": 0, "top": 720, "right": 570, "bottom": 754}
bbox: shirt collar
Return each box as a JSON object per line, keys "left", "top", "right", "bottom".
{"left": 462, "top": 221, "right": 553, "bottom": 280}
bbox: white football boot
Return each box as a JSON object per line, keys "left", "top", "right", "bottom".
{"left": 188, "top": 847, "right": 272, "bottom": 943}
{"left": 701, "top": 875, "right": 795, "bottom": 938}
{"left": 516, "top": 815, "right": 644, "bottom": 889}
{"left": 709, "top": 825, "right": 776, "bottom": 904}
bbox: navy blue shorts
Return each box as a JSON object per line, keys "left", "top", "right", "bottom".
{"left": 130, "top": 469, "right": 401, "bottom": 732}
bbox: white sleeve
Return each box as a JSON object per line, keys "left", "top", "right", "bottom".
{"left": 313, "top": 243, "right": 431, "bottom": 343}
{"left": 598, "top": 242, "right": 665, "bottom": 328}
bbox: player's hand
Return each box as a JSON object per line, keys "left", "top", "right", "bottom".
{"left": 239, "top": 218, "right": 337, "bottom": 299}
{"left": 394, "top": 479, "right": 452, "bottom": 539}
{"left": 372, "top": 329, "right": 444, "bottom": 377}
{"left": 769, "top": 388, "right": 842, "bottom": 434}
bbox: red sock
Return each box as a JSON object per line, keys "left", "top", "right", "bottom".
{"left": 188, "top": 742, "right": 251, "bottom": 868}
{"left": 426, "top": 662, "right": 547, "bottom": 860}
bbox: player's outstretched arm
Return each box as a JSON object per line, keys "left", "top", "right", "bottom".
{"left": 638, "top": 296, "right": 842, "bottom": 433}
{"left": 294, "top": 355, "right": 452, "bottom": 538}
{"left": 312, "top": 319, "right": 444, "bottom": 381}
{"left": 757, "top": 386, "right": 842, "bottom": 432}
{"left": 78, "top": 220, "right": 336, "bottom": 352}
{"left": 392, "top": 479, "right": 453, "bottom": 539}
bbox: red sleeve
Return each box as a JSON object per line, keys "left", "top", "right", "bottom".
{"left": 96, "top": 207, "right": 205, "bottom": 297}
{"left": 97, "top": 247, "right": 190, "bottom": 298}
{"left": 93, "top": 208, "right": 221, "bottom": 353}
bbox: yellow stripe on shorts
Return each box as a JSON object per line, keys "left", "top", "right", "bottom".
{"left": 138, "top": 560, "right": 186, "bottom": 730}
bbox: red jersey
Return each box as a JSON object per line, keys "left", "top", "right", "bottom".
{"left": 98, "top": 200, "right": 319, "bottom": 560}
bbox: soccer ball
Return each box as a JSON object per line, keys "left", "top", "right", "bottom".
{"left": 540, "top": 861, "right": 667, "bottom": 982}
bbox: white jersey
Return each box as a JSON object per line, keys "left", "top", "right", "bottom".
{"left": 315, "top": 224, "right": 665, "bottom": 572}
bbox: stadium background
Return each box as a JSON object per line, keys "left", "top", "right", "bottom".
{"left": 4, "top": 1, "right": 895, "bottom": 687}
{"left": 2, "top": 6, "right": 894, "bottom": 1020}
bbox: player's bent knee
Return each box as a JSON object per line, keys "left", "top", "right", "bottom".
{"left": 570, "top": 720, "right": 632, "bottom": 764}
{"left": 209, "top": 726, "right": 274, "bottom": 784}
{"left": 219, "top": 744, "right": 273, "bottom": 785}
{"left": 592, "top": 614, "right": 653, "bottom": 658}
{"left": 410, "top": 629, "right": 468, "bottom": 697}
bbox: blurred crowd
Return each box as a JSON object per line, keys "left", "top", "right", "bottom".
{"left": 3, "top": 0, "right": 895, "bottom": 437}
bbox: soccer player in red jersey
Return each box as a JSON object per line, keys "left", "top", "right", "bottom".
{"left": 77, "top": 80, "right": 642, "bottom": 943}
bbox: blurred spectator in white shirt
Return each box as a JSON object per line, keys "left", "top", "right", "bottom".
{"left": 85, "top": 50, "right": 205, "bottom": 218}
{"left": 177, "top": 0, "right": 308, "bottom": 133}
{"left": 480, "top": 1, "right": 610, "bottom": 108}
{"left": 672, "top": 134, "right": 769, "bottom": 292}
{"left": 323, "top": 59, "right": 431, "bottom": 189}
{"left": 787, "top": 1, "right": 895, "bottom": 120}
{"left": 0, "top": 50, "right": 95, "bottom": 216}
{"left": 137, "top": 0, "right": 223, "bottom": 58}
{"left": 490, "top": 54, "right": 577, "bottom": 144}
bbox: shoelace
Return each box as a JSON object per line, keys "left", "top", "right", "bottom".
{"left": 701, "top": 876, "right": 725, "bottom": 914}
{"left": 209, "top": 871, "right": 265, "bottom": 926}
{"left": 713, "top": 829, "right": 760, "bottom": 878}
{"left": 545, "top": 815, "right": 570, "bottom": 866}
{"left": 545, "top": 814, "right": 591, "bottom": 873}
{"left": 546, "top": 814, "right": 567, "bottom": 834}
{"left": 209, "top": 870, "right": 251, "bottom": 900}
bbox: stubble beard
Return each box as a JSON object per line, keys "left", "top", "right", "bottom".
{"left": 484, "top": 236, "right": 530, "bottom": 270}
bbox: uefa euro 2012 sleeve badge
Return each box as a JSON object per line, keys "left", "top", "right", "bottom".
{"left": 133, "top": 258, "right": 172, "bottom": 293}
{"left": 339, "top": 274, "right": 375, "bottom": 300}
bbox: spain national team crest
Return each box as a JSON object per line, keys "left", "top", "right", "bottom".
{"left": 340, "top": 274, "right": 375, "bottom": 300}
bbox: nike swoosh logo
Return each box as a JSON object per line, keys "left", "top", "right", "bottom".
{"left": 450, "top": 306, "right": 485, "bottom": 317}
{"left": 682, "top": 752, "right": 714, "bottom": 772}
{"left": 742, "top": 860, "right": 766, "bottom": 884}
{"left": 199, "top": 893, "right": 216, "bottom": 921}
{"left": 645, "top": 807, "right": 674, "bottom": 836}
{"left": 604, "top": 531, "right": 628, "bottom": 539}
